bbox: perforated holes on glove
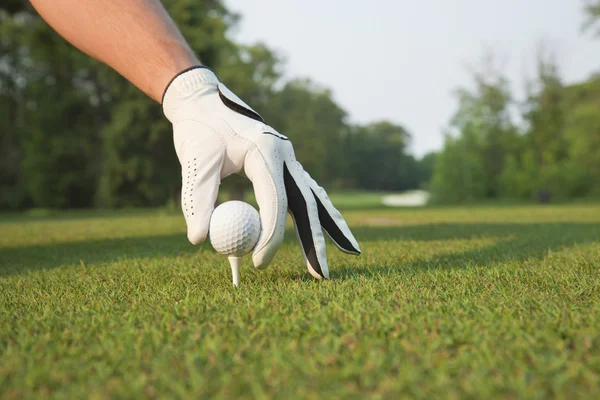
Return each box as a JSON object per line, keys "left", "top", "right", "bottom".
{"left": 183, "top": 160, "right": 191, "bottom": 219}
{"left": 182, "top": 159, "right": 198, "bottom": 219}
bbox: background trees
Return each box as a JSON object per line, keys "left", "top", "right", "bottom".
{"left": 429, "top": 42, "right": 600, "bottom": 204}
{"left": 1, "top": 1, "right": 599, "bottom": 210}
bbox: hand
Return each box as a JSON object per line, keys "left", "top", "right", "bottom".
{"left": 162, "top": 67, "right": 361, "bottom": 279}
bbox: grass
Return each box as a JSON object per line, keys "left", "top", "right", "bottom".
{"left": 1, "top": 203, "right": 599, "bottom": 399}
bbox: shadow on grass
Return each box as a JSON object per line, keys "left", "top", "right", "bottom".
{"left": 0, "top": 233, "right": 199, "bottom": 276}
{"left": 331, "top": 222, "right": 600, "bottom": 280}
{"left": 0, "top": 208, "right": 179, "bottom": 225}
{"left": 1, "top": 222, "right": 598, "bottom": 278}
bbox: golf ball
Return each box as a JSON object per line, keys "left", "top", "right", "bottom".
{"left": 209, "top": 201, "right": 261, "bottom": 256}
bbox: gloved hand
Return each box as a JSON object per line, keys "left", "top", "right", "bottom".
{"left": 162, "top": 67, "right": 361, "bottom": 279}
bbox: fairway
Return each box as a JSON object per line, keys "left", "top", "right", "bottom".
{"left": 1, "top": 204, "right": 599, "bottom": 398}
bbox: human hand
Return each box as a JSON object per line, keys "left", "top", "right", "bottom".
{"left": 162, "top": 67, "right": 361, "bottom": 279}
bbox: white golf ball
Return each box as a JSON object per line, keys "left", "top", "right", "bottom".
{"left": 209, "top": 201, "right": 261, "bottom": 257}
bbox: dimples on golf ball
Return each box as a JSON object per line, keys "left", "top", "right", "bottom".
{"left": 209, "top": 201, "right": 261, "bottom": 256}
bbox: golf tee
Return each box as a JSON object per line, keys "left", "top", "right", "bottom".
{"left": 228, "top": 256, "right": 241, "bottom": 287}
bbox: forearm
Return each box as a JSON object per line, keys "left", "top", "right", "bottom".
{"left": 30, "top": 0, "right": 200, "bottom": 102}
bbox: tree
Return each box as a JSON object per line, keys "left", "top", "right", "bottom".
{"left": 432, "top": 43, "right": 600, "bottom": 204}
{"left": 562, "top": 75, "right": 600, "bottom": 197}
{"left": 429, "top": 132, "right": 488, "bottom": 204}
{"left": 500, "top": 149, "right": 538, "bottom": 200}
{"left": 344, "top": 121, "right": 413, "bottom": 191}
{"left": 0, "top": 8, "right": 28, "bottom": 208}
{"left": 430, "top": 55, "right": 518, "bottom": 203}
{"left": 583, "top": 0, "right": 600, "bottom": 36}
{"left": 1, "top": 5, "right": 106, "bottom": 208}
{"left": 521, "top": 48, "right": 568, "bottom": 198}
{"left": 0, "top": 0, "right": 27, "bottom": 14}
{"left": 268, "top": 78, "right": 347, "bottom": 185}
{"left": 416, "top": 152, "right": 437, "bottom": 189}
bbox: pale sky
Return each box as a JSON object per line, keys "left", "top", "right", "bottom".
{"left": 225, "top": 0, "right": 600, "bottom": 157}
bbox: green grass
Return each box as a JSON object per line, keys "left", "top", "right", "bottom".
{"left": 1, "top": 204, "right": 599, "bottom": 399}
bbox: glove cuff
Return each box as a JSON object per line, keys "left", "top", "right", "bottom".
{"left": 161, "top": 66, "right": 219, "bottom": 108}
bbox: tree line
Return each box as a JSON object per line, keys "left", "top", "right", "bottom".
{"left": 2, "top": 1, "right": 598, "bottom": 210}
{"left": 429, "top": 2, "right": 600, "bottom": 204}
{"left": 0, "top": 1, "right": 432, "bottom": 211}
{"left": 429, "top": 53, "right": 600, "bottom": 203}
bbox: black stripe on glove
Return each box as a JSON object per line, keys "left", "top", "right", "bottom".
{"left": 283, "top": 163, "right": 325, "bottom": 278}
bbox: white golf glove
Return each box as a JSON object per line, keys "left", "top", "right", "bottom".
{"left": 162, "top": 67, "right": 361, "bottom": 279}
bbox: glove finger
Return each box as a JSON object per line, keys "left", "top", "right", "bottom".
{"left": 244, "top": 143, "right": 288, "bottom": 269}
{"left": 303, "top": 171, "right": 361, "bottom": 255}
{"left": 176, "top": 122, "right": 225, "bottom": 245}
{"left": 284, "top": 161, "right": 329, "bottom": 279}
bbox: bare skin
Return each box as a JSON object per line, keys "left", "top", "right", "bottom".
{"left": 29, "top": 0, "right": 200, "bottom": 102}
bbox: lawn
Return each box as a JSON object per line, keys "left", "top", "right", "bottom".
{"left": 1, "top": 204, "right": 599, "bottom": 399}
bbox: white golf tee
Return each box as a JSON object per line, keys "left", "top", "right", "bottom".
{"left": 228, "top": 256, "right": 241, "bottom": 287}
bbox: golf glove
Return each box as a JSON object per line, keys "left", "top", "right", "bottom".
{"left": 162, "top": 67, "right": 361, "bottom": 279}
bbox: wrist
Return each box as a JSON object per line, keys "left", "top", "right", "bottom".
{"left": 150, "top": 48, "right": 201, "bottom": 102}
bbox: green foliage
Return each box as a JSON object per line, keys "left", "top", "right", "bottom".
{"left": 415, "top": 152, "right": 437, "bottom": 189}
{"left": 0, "top": 12, "right": 26, "bottom": 208}
{"left": 344, "top": 121, "right": 415, "bottom": 191}
{"left": 431, "top": 49, "right": 600, "bottom": 204}
{"left": 96, "top": 96, "right": 176, "bottom": 207}
{"left": 267, "top": 79, "right": 347, "bottom": 183}
{"left": 500, "top": 150, "right": 539, "bottom": 200}
{"left": 521, "top": 55, "right": 570, "bottom": 199}
{"left": 0, "top": 0, "right": 27, "bottom": 14}
{"left": 563, "top": 75, "right": 600, "bottom": 197}
{"left": 430, "top": 67, "right": 518, "bottom": 204}
{"left": 1, "top": 9, "right": 26, "bottom": 209}
{"left": 1, "top": 7, "right": 106, "bottom": 208}
{"left": 1, "top": 205, "right": 600, "bottom": 397}
{"left": 583, "top": 0, "right": 600, "bottom": 35}
{"left": 430, "top": 133, "right": 487, "bottom": 204}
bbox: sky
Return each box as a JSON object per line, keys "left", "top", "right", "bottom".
{"left": 225, "top": 0, "right": 600, "bottom": 157}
